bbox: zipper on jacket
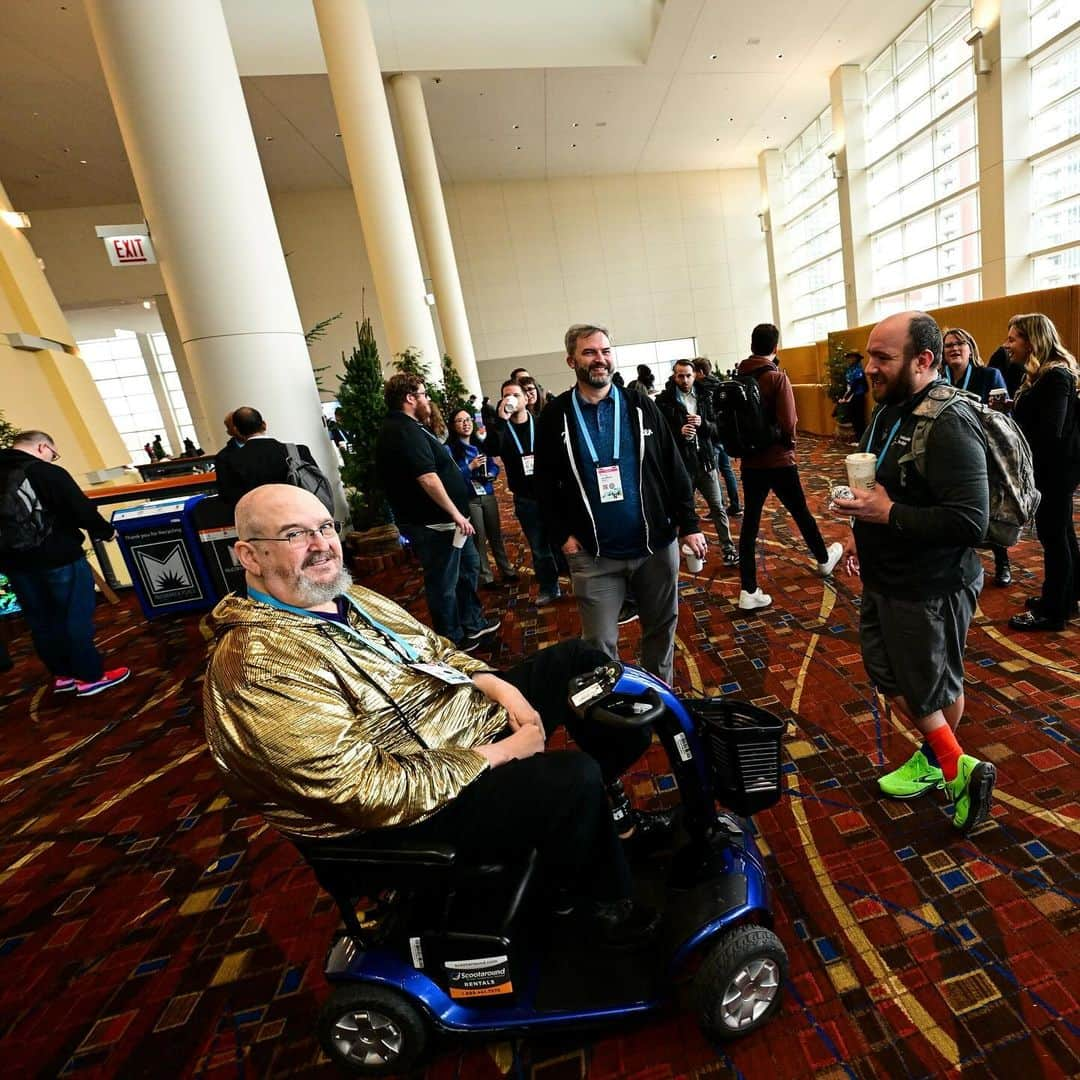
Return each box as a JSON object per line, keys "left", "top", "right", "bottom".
{"left": 562, "top": 412, "right": 600, "bottom": 555}
{"left": 636, "top": 404, "right": 652, "bottom": 554}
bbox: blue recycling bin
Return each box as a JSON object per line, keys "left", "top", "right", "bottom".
{"left": 112, "top": 494, "right": 216, "bottom": 619}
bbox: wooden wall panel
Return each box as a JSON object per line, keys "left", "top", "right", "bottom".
{"left": 778, "top": 343, "right": 820, "bottom": 383}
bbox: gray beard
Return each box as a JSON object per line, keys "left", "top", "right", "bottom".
{"left": 293, "top": 564, "right": 354, "bottom": 606}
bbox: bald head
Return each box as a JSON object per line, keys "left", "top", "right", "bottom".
{"left": 235, "top": 484, "right": 324, "bottom": 540}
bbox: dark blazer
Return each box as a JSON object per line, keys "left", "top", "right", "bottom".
{"left": 214, "top": 437, "right": 315, "bottom": 509}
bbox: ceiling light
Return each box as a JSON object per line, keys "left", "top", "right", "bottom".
{"left": 515, "top": 145, "right": 522, "bottom": 150}
{"left": 709, "top": 53, "right": 718, "bottom": 60}
{"left": 572, "top": 122, "right": 579, "bottom": 127}
{"left": 570, "top": 144, "right": 577, "bottom": 149}
{"left": 512, "top": 124, "right": 520, "bottom": 130}
{"left": 334, "top": 132, "right": 341, "bottom": 137}
{"left": 776, "top": 52, "right": 784, "bottom": 59}
{"left": 79, "top": 159, "right": 87, "bottom": 165}
{"left": 142, "top": 299, "right": 153, "bottom": 309}
{"left": 728, "top": 116, "right": 735, "bottom": 122}
{"left": 1, "top": 210, "right": 31, "bottom": 229}
{"left": 264, "top": 135, "right": 274, "bottom": 142}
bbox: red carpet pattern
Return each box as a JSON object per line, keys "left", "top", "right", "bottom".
{"left": 0, "top": 433, "right": 1077, "bottom": 1078}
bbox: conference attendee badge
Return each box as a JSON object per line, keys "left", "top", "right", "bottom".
{"left": 472, "top": 481, "right": 487, "bottom": 496}
{"left": 410, "top": 662, "right": 474, "bottom": 686}
{"left": 597, "top": 464, "right": 624, "bottom": 503}
{"left": 521, "top": 453, "right": 535, "bottom": 476}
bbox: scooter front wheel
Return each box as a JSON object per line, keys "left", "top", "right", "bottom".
{"left": 693, "top": 924, "right": 787, "bottom": 1038}
{"left": 318, "top": 984, "right": 429, "bottom": 1074}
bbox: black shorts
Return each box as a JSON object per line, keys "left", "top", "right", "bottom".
{"left": 859, "top": 574, "right": 982, "bottom": 718}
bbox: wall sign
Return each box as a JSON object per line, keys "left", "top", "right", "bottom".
{"left": 94, "top": 224, "right": 157, "bottom": 267}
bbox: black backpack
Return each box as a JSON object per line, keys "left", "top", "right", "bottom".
{"left": 0, "top": 461, "right": 51, "bottom": 554}
{"left": 284, "top": 443, "right": 335, "bottom": 515}
{"left": 713, "top": 367, "right": 781, "bottom": 457}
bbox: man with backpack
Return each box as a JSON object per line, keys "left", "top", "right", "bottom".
{"left": 725, "top": 323, "right": 841, "bottom": 611}
{"left": 0, "top": 431, "right": 130, "bottom": 696}
{"left": 832, "top": 312, "right": 996, "bottom": 835}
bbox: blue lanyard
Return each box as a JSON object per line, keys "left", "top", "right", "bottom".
{"left": 248, "top": 587, "right": 419, "bottom": 664}
{"left": 950, "top": 364, "right": 972, "bottom": 390}
{"left": 571, "top": 386, "right": 620, "bottom": 465}
{"left": 864, "top": 408, "right": 902, "bottom": 470}
{"left": 506, "top": 414, "right": 534, "bottom": 456}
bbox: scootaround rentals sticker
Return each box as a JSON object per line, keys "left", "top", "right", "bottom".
{"left": 444, "top": 955, "right": 512, "bottom": 998}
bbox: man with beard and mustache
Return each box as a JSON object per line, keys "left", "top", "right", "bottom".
{"left": 536, "top": 324, "right": 705, "bottom": 686}
{"left": 202, "top": 484, "right": 665, "bottom": 946}
{"left": 832, "top": 312, "right": 996, "bottom": 836}
{"left": 376, "top": 373, "right": 498, "bottom": 651}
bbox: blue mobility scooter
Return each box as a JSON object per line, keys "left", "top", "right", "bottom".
{"left": 302, "top": 662, "right": 789, "bottom": 1074}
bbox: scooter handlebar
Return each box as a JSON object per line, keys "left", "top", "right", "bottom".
{"left": 589, "top": 687, "right": 666, "bottom": 729}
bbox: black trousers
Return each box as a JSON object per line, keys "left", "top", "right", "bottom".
{"left": 1035, "top": 470, "right": 1080, "bottom": 619}
{"left": 739, "top": 465, "right": 829, "bottom": 592}
{"left": 338, "top": 640, "right": 646, "bottom": 903}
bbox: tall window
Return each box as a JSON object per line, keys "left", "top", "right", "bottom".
{"left": 1029, "top": 0, "right": 1080, "bottom": 288}
{"left": 780, "top": 108, "right": 845, "bottom": 345}
{"left": 865, "top": 0, "right": 981, "bottom": 314}
{"left": 149, "top": 332, "right": 198, "bottom": 448}
{"left": 612, "top": 337, "right": 697, "bottom": 386}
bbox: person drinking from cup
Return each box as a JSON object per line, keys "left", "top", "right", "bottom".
{"left": 448, "top": 408, "right": 518, "bottom": 589}
{"left": 832, "top": 312, "right": 996, "bottom": 835}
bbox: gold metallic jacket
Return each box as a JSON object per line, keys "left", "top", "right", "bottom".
{"left": 203, "top": 586, "right": 507, "bottom": 839}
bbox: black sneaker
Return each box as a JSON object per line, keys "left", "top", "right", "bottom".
{"left": 729, "top": 505, "right": 743, "bottom": 517}
{"left": 464, "top": 617, "right": 501, "bottom": 641}
{"left": 590, "top": 898, "right": 660, "bottom": 947}
{"left": 617, "top": 603, "right": 639, "bottom": 625}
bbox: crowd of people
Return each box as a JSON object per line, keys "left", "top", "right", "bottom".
{"left": 2, "top": 306, "right": 1076, "bottom": 945}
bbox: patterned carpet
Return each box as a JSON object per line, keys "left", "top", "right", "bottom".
{"left": 0, "top": 433, "right": 1077, "bottom": 1079}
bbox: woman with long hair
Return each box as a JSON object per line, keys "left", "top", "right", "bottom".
{"left": 942, "top": 327, "right": 1011, "bottom": 585}
{"left": 1005, "top": 313, "right": 1080, "bottom": 631}
{"left": 447, "top": 408, "right": 517, "bottom": 587}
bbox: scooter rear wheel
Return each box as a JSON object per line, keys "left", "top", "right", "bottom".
{"left": 693, "top": 924, "right": 787, "bottom": 1038}
{"left": 318, "top": 984, "right": 428, "bottom": 1074}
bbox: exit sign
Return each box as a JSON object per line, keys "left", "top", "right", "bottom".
{"left": 94, "top": 223, "right": 157, "bottom": 267}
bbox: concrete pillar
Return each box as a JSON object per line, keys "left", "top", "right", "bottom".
{"left": 974, "top": 0, "right": 1031, "bottom": 297}
{"left": 389, "top": 73, "right": 481, "bottom": 398}
{"left": 0, "top": 178, "right": 128, "bottom": 479}
{"left": 757, "top": 149, "right": 787, "bottom": 339}
{"left": 830, "top": 64, "right": 875, "bottom": 327}
{"left": 313, "top": 0, "right": 441, "bottom": 382}
{"left": 84, "top": 0, "right": 343, "bottom": 510}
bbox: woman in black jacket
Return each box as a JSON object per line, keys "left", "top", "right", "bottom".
{"left": 1006, "top": 313, "right": 1080, "bottom": 631}
{"left": 942, "top": 327, "right": 1011, "bottom": 585}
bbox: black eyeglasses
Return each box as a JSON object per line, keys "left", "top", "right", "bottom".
{"left": 243, "top": 521, "right": 340, "bottom": 549}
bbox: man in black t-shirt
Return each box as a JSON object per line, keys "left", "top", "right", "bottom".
{"left": 375, "top": 374, "right": 498, "bottom": 650}
{"left": 485, "top": 380, "right": 562, "bottom": 605}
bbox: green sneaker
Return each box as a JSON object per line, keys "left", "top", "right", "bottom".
{"left": 945, "top": 755, "right": 997, "bottom": 835}
{"left": 878, "top": 749, "right": 945, "bottom": 799}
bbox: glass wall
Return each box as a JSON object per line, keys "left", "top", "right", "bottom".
{"left": 780, "top": 108, "right": 845, "bottom": 344}
{"left": 1029, "top": 0, "right": 1080, "bottom": 288}
{"left": 864, "top": 0, "right": 980, "bottom": 314}
{"left": 612, "top": 337, "right": 698, "bottom": 387}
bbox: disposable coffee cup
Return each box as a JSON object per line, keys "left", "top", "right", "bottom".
{"left": 452, "top": 525, "right": 467, "bottom": 549}
{"left": 845, "top": 452, "right": 877, "bottom": 490}
{"left": 681, "top": 543, "right": 704, "bottom": 574}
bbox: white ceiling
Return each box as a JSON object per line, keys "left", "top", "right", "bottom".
{"left": 0, "top": 0, "right": 929, "bottom": 210}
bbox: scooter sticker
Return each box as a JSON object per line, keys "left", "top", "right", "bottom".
{"left": 674, "top": 732, "right": 693, "bottom": 762}
{"left": 444, "top": 955, "right": 512, "bottom": 998}
{"left": 409, "top": 936, "right": 424, "bottom": 969}
{"left": 570, "top": 681, "right": 604, "bottom": 709}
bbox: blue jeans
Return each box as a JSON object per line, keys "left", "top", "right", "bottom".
{"left": 513, "top": 496, "right": 560, "bottom": 595}
{"left": 6, "top": 558, "right": 103, "bottom": 682}
{"left": 402, "top": 526, "right": 485, "bottom": 645}
{"left": 715, "top": 444, "right": 740, "bottom": 508}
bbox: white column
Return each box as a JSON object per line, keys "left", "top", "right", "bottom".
{"left": 84, "top": 0, "right": 344, "bottom": 511}
{"left": 974, "top": 0, "right": 1032, "bottom": 297}
{"left": 389, "top": 73, "right": 481, "bottom": 398}
{"left": 313, "top": 0, "right": 442, "bottom": 382}
{"left": 757, "top": 149, "right": 788, "bottom": 337}
{"left": 830, "top": 64, "right": 875, "bottom": 327}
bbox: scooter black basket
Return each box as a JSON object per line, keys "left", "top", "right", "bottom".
{"left": 688, "top": 700, "right": 787, "bottom": 816}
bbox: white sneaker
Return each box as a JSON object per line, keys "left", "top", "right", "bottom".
{"left": 738, "top": 588, "right": 772, "bottom": 611}
{"left": 818, "top": 542, "right": 844, "bottom": 577}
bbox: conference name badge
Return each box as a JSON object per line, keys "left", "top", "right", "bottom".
{"left": 597, "top": 464, "right": 624, "bottom": 503}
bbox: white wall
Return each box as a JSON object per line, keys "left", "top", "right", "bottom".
{"left": 445, "top": 169, "right": 772, "bottom": 398}
{"left": 25, "top": 169, "right": 771, "bottom": 405}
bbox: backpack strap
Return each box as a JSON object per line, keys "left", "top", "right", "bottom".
{"left": 907, "top": 383, "right": 974, "bottom": 475}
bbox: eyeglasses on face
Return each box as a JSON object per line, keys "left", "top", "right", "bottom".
{"left": 243, "top": 521, "right": 340, "bottom": 548}
{"left": 41, "top": 443, "right": 60, "bottom": 461}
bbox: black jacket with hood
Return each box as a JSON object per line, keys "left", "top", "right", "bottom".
{"left": 655, "top": 376, "right": 722, "bottom": 475}
{"left": 535, "top": 385, "right": 699, "bottom": 557}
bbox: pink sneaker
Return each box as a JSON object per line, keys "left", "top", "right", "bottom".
{"left": 53, "top": 677, "right": 77, "bottom": 693}
{"left": 75, "top": 667, "right": 131, "bottom": 697}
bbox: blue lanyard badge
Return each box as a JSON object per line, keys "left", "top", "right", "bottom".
{"left": 506, "top": 414, "right": 533, "bottom": 456}
{"left": 247, "top": 587, "right": 419, "bottom": 664}
{"left": 949, "top": 364, "right": 972, "bottom": 390}
{"left": 864, "top": 409, "right": 902, "bottom": 470}
{"left": 571, "top": 386, "right": 620, "bottom": 465}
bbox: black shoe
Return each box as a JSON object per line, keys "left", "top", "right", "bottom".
{"left": 621, "top": 807, "right": 678, "bottom": 857}
{"left": 464, "top": 617, "right": 501, "bottom": 641}
{"left": 1009, "top": 611, "right": 1065, "bottom": 632}
{"left": 590, "top": 898, "right": 660, "bottom": 947}
{"left": 994, "top": 564, "right": 1012, "bottom": 586}
{"left": 729, "top": 505, "right": 743, "bottom": 517}
{"left": 617, "top": 603, "right": 639, "bottom": 625}
{"left": 1024, "top": 597, "right": 1079, "bottom": 616}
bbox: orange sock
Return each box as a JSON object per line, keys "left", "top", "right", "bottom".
{"left": 924, "top": 725, "right": 962, "bottom": 782}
